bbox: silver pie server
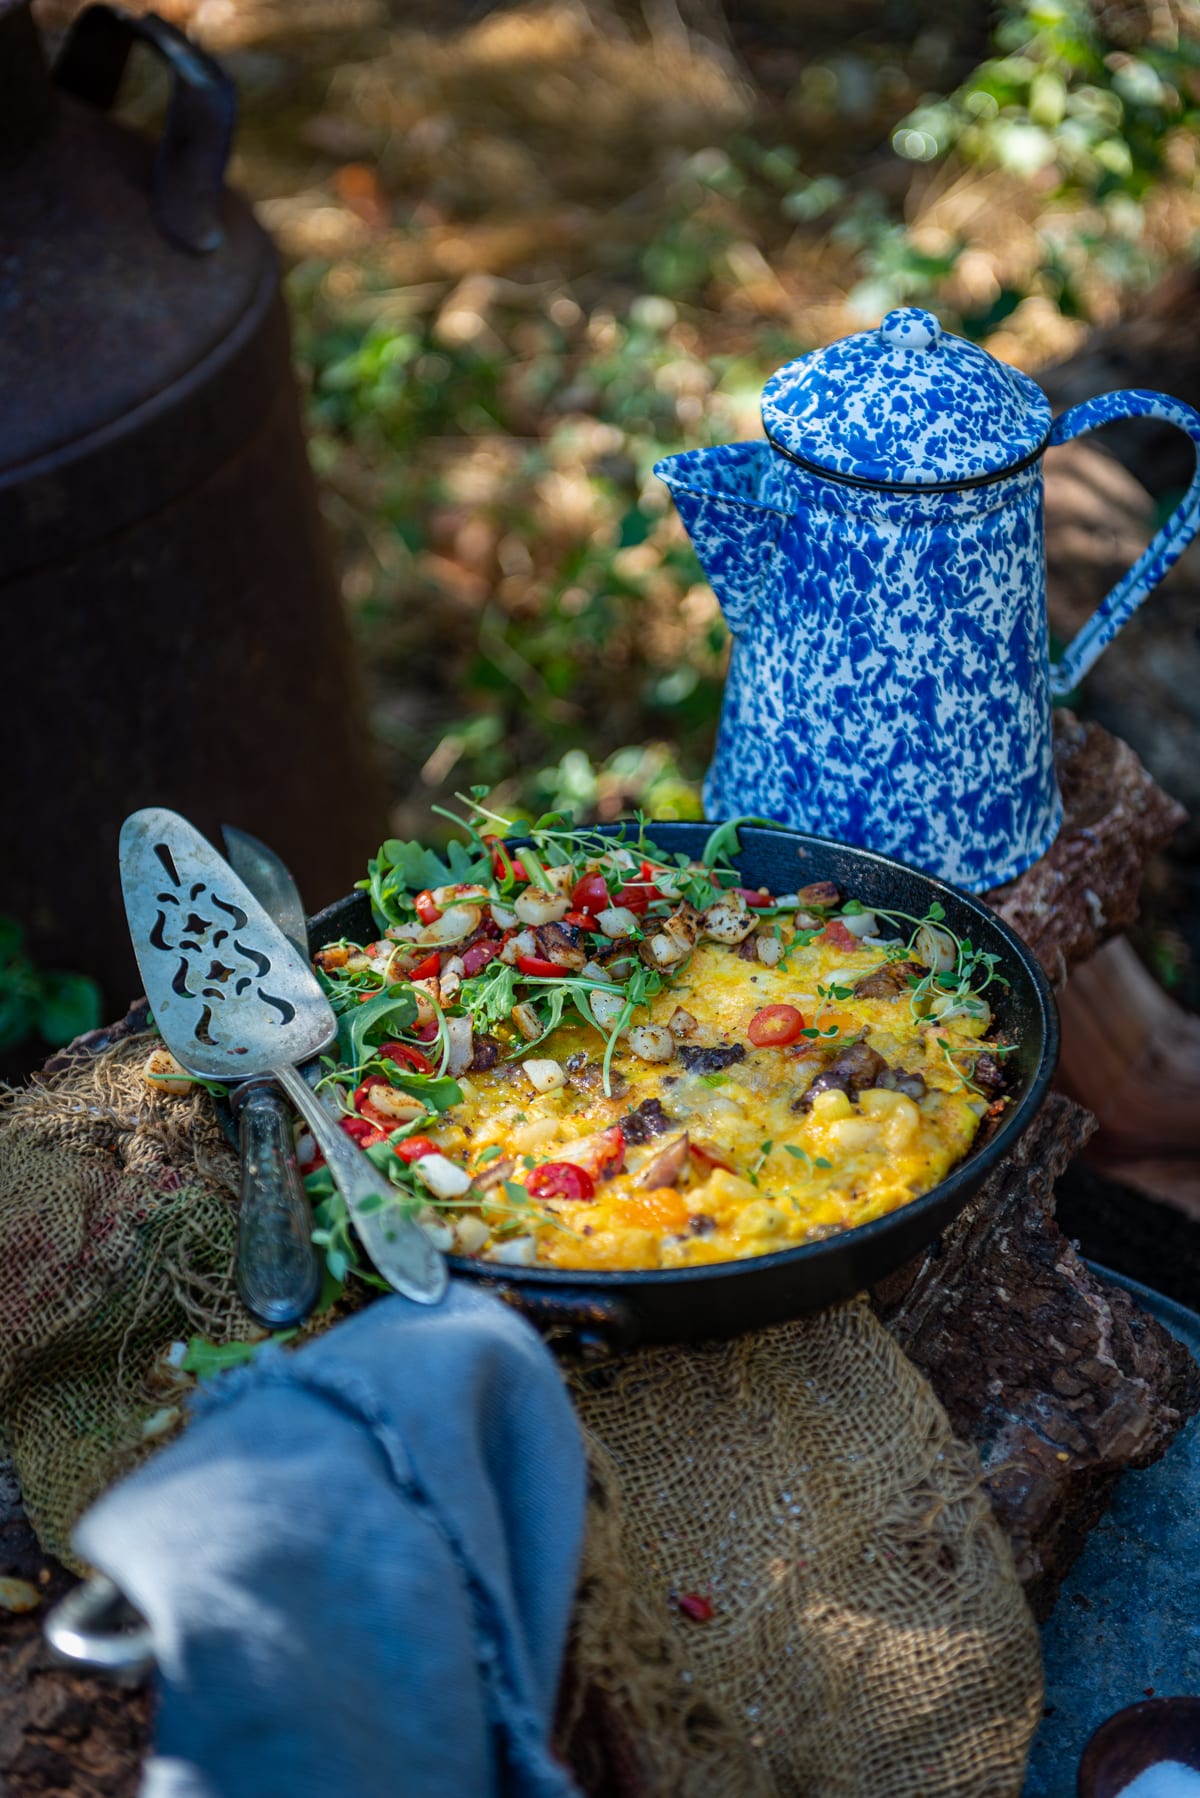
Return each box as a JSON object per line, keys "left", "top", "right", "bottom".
{"left": 119, "top": 806, "right": 447, "bottom": 1306}
{"left": 219, "top": 824, "right": 324, "bottom": 1325}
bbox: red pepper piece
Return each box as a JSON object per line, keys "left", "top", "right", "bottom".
{"left": 352, "top": 1074, "right": 387, "bottom": 1112}
{"left": 733, "top": 886, "right": 773, "bottom": 908}
{"left": 378, "top": 1041, "right": 432, "bottom": 1075}
{"left": 568, "top": 1125, "right": 626, "bottom": 1179}
{"left": 526, "top": 1162, "right": 596, "bottom": 1203}
{"left": 393, "top": 1135, "right": 439, "bottom": 1164}
{"left": 562, "top": 910, "right": 593, "bottom": 930}
{"left": 340, "top": 1116, "right": 385, "bottom": 1147}
{"left": 485, "top": 838, "right": 527, "bottom": 883}
{"left": 820, "top": 919, "right": 857, "bottom": 951}
{"left": 675, "top": 1593, "right": 714, "bottom": 1623}
{"left": 414, "top": 890, "right": 443, "bottom": 925}
{"left": 516, "top": 953, "right": 564, "bottom": 979}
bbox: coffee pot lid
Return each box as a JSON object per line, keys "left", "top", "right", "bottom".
{"left": 760, "top": 308, "right": 1051, "bottom": 490}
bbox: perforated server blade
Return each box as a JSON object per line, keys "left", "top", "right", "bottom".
{"left": 119, "top": 807, "right": 446, "bottom": 1304}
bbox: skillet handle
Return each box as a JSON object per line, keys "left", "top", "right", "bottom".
{"left": 481, "top": 1282, "right": 638, "bottom": 1359}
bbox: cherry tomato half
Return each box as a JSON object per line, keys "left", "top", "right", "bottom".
{"left": 526, "top": 1162, "right": 596, "bottom": 1203}
{"left": 393, "top": 1135, "right": 439, "bottom": 1164}
{"left": 408, "top": 951, "right": 441, "bottom": 982}
{"left": 614, "top": 880, "right": 655, "bottom": 914}
{"left": 414, "top": 890, "right": 443, "bottom": 925}
{"left": 570, "top": 871, "right": 611, "bottom": 916}
{"left": 516, "top": 953, "right": 564, "bottom": 979}
{"left": 733, "top": 886, "right": 773, "bottom": 909}
{"left": 378, "top": 1041, "right": 432, "bottom": 1075}
{"left": 340, "top": 1116, "right": 385, "bottom": 1147}
{"left": 747, "top": 1004, "right": 807, "bottom": 1048}
{"left": 413, "top": 1020, "right": 439, "bottom": 1043}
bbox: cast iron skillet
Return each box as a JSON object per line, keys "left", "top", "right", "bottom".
{"left": 307, "top": 823, "right": 1059, "bottom": 1353}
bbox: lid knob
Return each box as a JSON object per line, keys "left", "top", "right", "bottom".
{"left": 879, "top": 308, "right": 942, "bottom": 351}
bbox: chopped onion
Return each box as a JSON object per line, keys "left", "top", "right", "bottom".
{"left": 514, "top": 890, "right": 570, "bottom": 926}
{"left": 628, "top": 1025, "right": 674, "bottom": 1063}
{"left": 915, "top": 923, "right": 957, "bottom": 973}
{"left": 389, "top": 903, "right": 482, "bottom": 947}
{"left": 597, "top": 905, "right": 639, "bottom": 937}
{"left": 413, "top": 1153, "right": 472, "bottom": 1199}
{"left": 590, "top": 989, "right": 627, "bottom": 1030}
{"left": 643, "top": 930, "right": 688, "bottom": 969}
{"left": 487, "top": 1235, "right": 538, "bottom": 1266}
{"left": 443, "top": 1013, "right": 475, "bottom": 1076}
{"left": 454, "top": 1215, "right": 491, "bottom": 1255}
{"left": 701, "top": 898, "right": 756, "bottom": 943}
{"left": 417, "top": 1209, "right": 455, "bottom": 1252}
{"left": 522, "top": 1057, "right": 566, "bottom": 1093}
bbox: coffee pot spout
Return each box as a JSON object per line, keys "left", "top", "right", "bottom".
{"left": 654, "top": 443, "right": 788, "bottom": 632}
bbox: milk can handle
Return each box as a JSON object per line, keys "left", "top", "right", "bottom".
{"left": 53, "top": 5, "right": 236, "bottom": 253}
{"left": 1047, "top": 390, "right": 1200, "bottom": 699}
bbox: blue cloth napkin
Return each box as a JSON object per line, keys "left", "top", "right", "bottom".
{"left": 75, "top": 1286, "right": 587, "bottom": 1798}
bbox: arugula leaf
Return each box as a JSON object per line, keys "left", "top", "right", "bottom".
{"left": 181, "top": 1332, "right": 296, "bottom": 1377}
{"left": 344, "top": 985, "right": 419, "bottom": 1068}
{"left": 380, "top": 838, "right": 459, "bottom": 892}
{"left": 382, "top": 1071, "right": 463, "bottom": 1112}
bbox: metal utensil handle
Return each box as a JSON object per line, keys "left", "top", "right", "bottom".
{"left": 44, "top": 1574, "right": 155, "bottom": 1681}
{"left": 53, "top": 4, "right": 236, "bottom": 253}
{"left": 233, "top": 1080, "right": 322, "bottom": 1328}
{"left": 272, "top": 1063, "right": 447, "bottom": 1305}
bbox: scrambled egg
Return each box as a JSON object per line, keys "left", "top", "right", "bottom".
{"left": 423, "top": 935, "right": 996, "bottom": 1273}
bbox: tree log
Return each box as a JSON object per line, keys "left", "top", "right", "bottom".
{"left": 986, "top": 711, "right": 1185, "bottom": 987}
{"left": 875, "top": 1094, "right": 1200, "bottom": 1620}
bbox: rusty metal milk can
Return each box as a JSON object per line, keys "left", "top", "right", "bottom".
{"left": 0, "top": 1, "right": 388, "bottom": 1009}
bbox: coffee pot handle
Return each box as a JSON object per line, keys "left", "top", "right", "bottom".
{"left": 1047, "top": 390, "right": 1200, "bottom": 699}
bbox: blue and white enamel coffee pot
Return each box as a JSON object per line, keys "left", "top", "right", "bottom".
{"left": 655, "top": 307, "right": 1200, "bottom": 891}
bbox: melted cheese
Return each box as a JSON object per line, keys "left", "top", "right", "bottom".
{"left": 425, "top": 936, "right": 996, "bottom": 1272}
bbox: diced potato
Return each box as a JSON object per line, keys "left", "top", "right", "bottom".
{"left": 809, "top": 1087, "right": 853, "bottom": 1121}
{"left": 509, "top": 1117, "right": 563, "bottom": 1153}
{"left": 825, "top": 1117, "right": 881, "bottom": 1152}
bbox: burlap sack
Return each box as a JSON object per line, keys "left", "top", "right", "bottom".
{"left": 0, "top": 1036, "right": 1042, "bottom": 1795}
{"left": 0, "top": 1034, "right": 257, "bottom": 1569}
{"left": 561, "top": 1308, "right": 1043, "bottom": 1796}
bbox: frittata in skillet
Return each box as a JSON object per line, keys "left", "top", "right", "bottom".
{"left": 302, "top": 803, "right": 1013, "bottom": 1278}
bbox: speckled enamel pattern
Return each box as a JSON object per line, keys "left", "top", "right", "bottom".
{"left": 656, "top": 313, "right": 1200, "bottom": 892}
{"left": 760, "top": 308, "right": 1051, "bottom": 488}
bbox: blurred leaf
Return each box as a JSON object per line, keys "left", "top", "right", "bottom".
{"left": 35, "top": 972, "right": 102, "bottom": 1048}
